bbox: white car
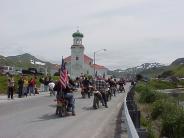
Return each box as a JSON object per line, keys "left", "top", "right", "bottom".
{"left": 2, "top": 66, "right": 15, "bottom": 75}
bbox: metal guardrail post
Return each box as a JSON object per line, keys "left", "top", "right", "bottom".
{"left": 124, "top": 85, "right": 148, "bottom": 138}
{"left": 124, "top": 86, "right": 139, "bottom": 138}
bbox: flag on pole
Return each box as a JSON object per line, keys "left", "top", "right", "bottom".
{"left": 59, "top": 57, "right": 68, "bottom": 88}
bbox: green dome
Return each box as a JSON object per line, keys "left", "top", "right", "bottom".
{"left": 72, "top": 30, "right": 84, "bottom": 38}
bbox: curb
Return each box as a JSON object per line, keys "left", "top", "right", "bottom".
{"left": 0, "top": 91, "right": 51, "bottom": 105}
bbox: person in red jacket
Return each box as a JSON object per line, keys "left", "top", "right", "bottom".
{"left": 28, "top": 76, "right": 36, "bottom": 96}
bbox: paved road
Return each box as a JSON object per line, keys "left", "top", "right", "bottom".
{"left": 0, "top": 85, "right": 130, "bottom": 138}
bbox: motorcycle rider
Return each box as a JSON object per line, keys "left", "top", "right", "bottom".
{"left": 93, "top": 76, "right": 108, "bottom": 108}
{"left": 81, "top": 77, "right": 90, "bottom": 98}
{"left": 108, "top": 77, "right": 116, "bottom": 96}
{"left": 54, "top": 77, "right": 76, "bottom": 116}
{"left": 118, "top": 78, "right": 125, "bottom": 92}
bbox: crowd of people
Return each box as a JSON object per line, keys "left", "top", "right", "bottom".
{"left": 6, "top": 73, "right": 129, "bottom": 117}
{"left": 79, "top": 75, "right": 126, "bottom": 109}
{"left": 53, "top": 74, "right": 127, "bottom": 116}
{"left": 6, "top": 75, "right": 55, "bottom": 99}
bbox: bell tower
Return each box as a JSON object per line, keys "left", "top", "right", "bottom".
{"left": 70, "top": 30, "right": 84, "bottom": 78}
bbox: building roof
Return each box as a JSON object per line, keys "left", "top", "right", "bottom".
{"left": 64, "top": 56, "right": 71, "bottom": 63}
{"left": 72, "top": 30, "right": 84, "bottom": 38}
{"left": 64, "top": 54, "right": 93, "bottom": 64}
{"left": 64, "top": 55, "right": 107, "bottom": 70}
{"left": 91, "top": 64, "right": 108, "bottom": 70}
{"left": 84, "top": 55, "right": 93, "bottom": 63}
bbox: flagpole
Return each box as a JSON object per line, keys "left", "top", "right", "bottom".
{"left": 61, "top": 56, "right": 63, "bottom": 97}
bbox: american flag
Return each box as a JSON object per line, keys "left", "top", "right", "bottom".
{"left": 59, "top": 57, "right": 68, "bottom": 88}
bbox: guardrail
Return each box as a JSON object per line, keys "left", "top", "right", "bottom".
{"left": 124, "top": 85, "right": 148, "bottom": 138}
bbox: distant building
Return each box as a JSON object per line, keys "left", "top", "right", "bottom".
{"left": 64, "top": 30, "right": 108, "bottom": 79}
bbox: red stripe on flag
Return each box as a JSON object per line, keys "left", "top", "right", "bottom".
{"left": 59, "top": 57, "right": 68, "bottom": 89}
{"left": 59, "top": 69, "right": 68, "bottom": 88}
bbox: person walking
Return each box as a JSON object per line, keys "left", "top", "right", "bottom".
{"left": 23, "top": 76, "right": 28, "bottom": 97}
{"left": 48, "top": 81, "right": 55, "bottom": 96}
{"left": 39, "top": 76, "right": 44, "bottom": 92}
{"left": 44, "top": 76, "right": 49, "bottom": 92}
{"left": 18, "top": 76, "right": 24, "bottom": 98}
{"left": 28, "top": 77, "right": 36, "bottom": 96}
{"left": 7, "top": 75, "right": 15, "bottom": 99}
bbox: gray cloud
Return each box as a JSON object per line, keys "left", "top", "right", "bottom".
{"left": 0, "top": 0, "right": 184, "bottom": 70}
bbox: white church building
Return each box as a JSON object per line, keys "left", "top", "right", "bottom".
{"left": 64, "top": 30, "right": 108, "bottom": 79}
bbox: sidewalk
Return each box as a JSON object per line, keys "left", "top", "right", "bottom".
{"left": 0, "top": 91, "right": 51, "bottom": 105}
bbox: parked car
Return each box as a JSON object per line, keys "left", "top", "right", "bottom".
{"left": 1, "top": 66, "right": 15, "bottom": 75}
{"left": 22, "top": 67, "right": 44, "bottom": 75}
{"left": 0, "top": 66, "right": 4, "bottom": 75}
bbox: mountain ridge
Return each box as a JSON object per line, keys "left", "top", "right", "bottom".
{"left": 0, "top": 53, "right": 58, "bottom": 71}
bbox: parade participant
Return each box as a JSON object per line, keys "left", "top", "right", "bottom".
{"left": 108, "top": 77, "right": 117, "bottom": 96}
{"left": 93, "top": 76, "right": 108, "bottom": 108}
{"left": 48, "top": 81, "right": 55, "bottom": 96}
{"left": 7, "top": 75, "right": 15, "bottom": 99}
{"left": 118, "top": 78, "right": 125, "bottom": 92}
{"left": 81, "top": 77, "right": 91, "bottom": 98}
{"left": 28, "top": 76, "right": 36, "bottom": 96}
{"left": 54, "top": 76, "right": 76, "bottom": 116}
{"left": 23, "top": 75, "right": 28, "bottom": 97}
{"left": 18, "top": 75, "right": 24, "bottom": 98}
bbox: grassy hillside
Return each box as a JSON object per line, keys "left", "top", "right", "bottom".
{"left": 6, "top": 54, "right": 36, "bottom": 68}
{"left": 140, "top": 66, "right": 167, "bottom": 78}
{"left": 139, "top": 64, "right": 184, "bottom": 78}
{"left": 171, "top": 64, "right": 184, "bottom": 77}
{"left": 0, "top": 53, "right": 60, "bottom": 76}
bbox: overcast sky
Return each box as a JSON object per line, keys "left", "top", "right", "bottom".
{"left": 0, "top": 0, "right": 184, "bottom": 70}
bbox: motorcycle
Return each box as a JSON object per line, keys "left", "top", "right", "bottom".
{"left": 106, "top": 87, "right": 112, "bottom": 101}
{"left": 55, "top": 98, "right": 68, "bottom": 117}
{"left": 119, "top": 85, "right": 125, "bottom": 93}
{"left": 110, "top": 86, "right": 116, "bottom": 96}
{"left": 55, "top": 98, "right": 75, "bottom": 117}
{"left": 93, "top": 91, "right": 102, "bottom": 109}
{"left": 89, "top": 85, "right": 94, "bottom": 96}
{"left": 81, "top": 87, "right": 90, "bottom": 98}
{"left": 55, "top": 92, "right": 75, "bottom": 117}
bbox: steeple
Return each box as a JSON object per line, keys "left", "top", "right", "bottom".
{"left": 70, "top": 30, "right": 85, "bottom": 78}
{"left": 72, "top": 30, "right": 84, "bottom": 45}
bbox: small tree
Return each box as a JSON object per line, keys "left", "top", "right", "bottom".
{"left": 136, "top": 74, "right": 143, "bottom": 81}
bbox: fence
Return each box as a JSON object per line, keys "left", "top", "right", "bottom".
{"left": 124, "top": 85, "right": 148, "bottom": 138}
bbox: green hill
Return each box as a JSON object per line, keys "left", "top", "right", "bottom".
{"left": 0, "top": 53, "right": 57, "bottom": 71}
{"left": 165, "top": 64, "right": 184, "bottom": 77}
{"left": 108, "top": 58, "right": 184, "bottom": 79}
{"left": 171, "top": 58, "right": 184, "bottom": 65}
{"left": 141, "top": 58, "right": 184, "bottom": 78}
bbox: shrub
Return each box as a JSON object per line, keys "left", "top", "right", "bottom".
{"left": 161, "top": 108, "right": 184, "bottom": 138}
{"left": 148, "top": 80, "right": 176, "bottom": 89}
{"left": 136, "top": 74, "right": 143, "bottom": 81}
{"left": 151, "top": 100, "right": 177, "bottom": 120}
{"left": 160, "top": 70, "right": 174, "bottom": 78}
{"left": 135, "top": 82, "right": 153, "bottom": 93}
{"left": 178, "top": 80, "right": 184, "bottom": 86}
{"left": 139, "top": 89, "right": 157, "bottom": 103}
{"left": 140, "top": 116, "right": 155, "bottom": 138}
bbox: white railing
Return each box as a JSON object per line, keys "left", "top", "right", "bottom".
{"left": 124, "top": 87, "right": 139, "bottom": 138}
